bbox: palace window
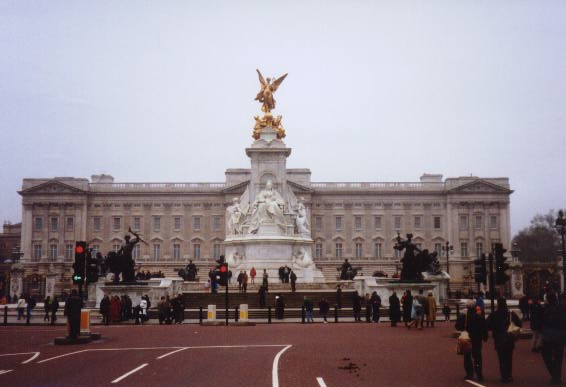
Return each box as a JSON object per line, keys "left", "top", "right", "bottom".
{"left": 374, "top": 242, "right": 382, "bottom": 258}
{"left": 92, "top": 245, "right": 99, "bottom": 257}
{"left": 193, "top": 244, "right": 201, "bottom": 259}
{"left": 335, "top": 243, "right": 343, "bottom": 258}
{"left": 33, "top": 244, "right": 42, "bottom": 261}
{"left": 335, "top": 216, "right": 343, "bottom": 231}
{"left": 374, "top": 216, "right": 382, "bottom": 230}
{"left": 476, "top": 242, "right": 483, "bottom": 257}
{"left": 212, "top": 216, "right": 221, "bottom": 231}
{"left": 434, "top": 243, "right": 442, "bottom": 256}
{"left": 153, "top": 244, "right": 161, "bottom": 260}
{"left": 93, "top": 217, "right": 101, "bottom": 232}
{"left": 174, "top": 217, "right": 181, "bottom": 231}
{"left": 213, "top": 243, "right": 221, "bottom": 259}
{"left": 474, "top": 215, "right": 483, "bottom": 230}
{"left": 459, "top": 215, "right": 469, "bottom": 230}
{"left": 133, "top": 244, "right": 140, "bottom": 259}
{"left": 51, "top": 217, "right": 59, "bottom": 232}
{"left": 315, "top": 216, "right": 323, "bottom": 232}
{"left": 112, "top": 217, "right": 121, "bottom": 231}
{"left": 433, "top": 216, "right": 441, "bottom": 230}
{"left": 133, "top": 217, "right": 141, "bottom": 231}
{"left": 34, "top": 217, "right": 43, "bottom": 230}
{"left": 153, "top": 216, "right": 161, "bottom": 232}
{"left": 49, "top": 244, "right": 58, "bottom": 260}
{"left": 414, "top": 216, "right": 422, "bottom": 229}
{"left": 489, "top": 215, "right": 498, "bottom": 229}
{"left": 66, "top": 217, "right": 74, "bottom": 231}
{"left": 355, "top": 242, "right": 363, "bottom": 258}
{"left": 461, "top": 242, "right": 468, "bottom": 257}
{"left": 173, "top": 243, "right": 181, "bottom": 260}
{"left": 113, "top": 244, "right": 121, "bottom": 253}
{"left": 394, "top": 216, "right": 402, "bottom": 230}
{"left": 315, "top": 243, "right": 323, "bottom": 258}
{"left": 65, "top": 243, "right": 74, "bottom": 260}
{"left": 354, "top": 216, "right": 363, "bottom": 230}
{"left": 193, "top": 216, "right": 201, "bottom": 231}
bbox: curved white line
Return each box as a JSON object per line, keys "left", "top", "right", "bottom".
{"left": 157, "top": 347, "right": 188, "bottom": 360}
{"left": 272, "top": 345, "right": 292, "bottom": 387}
{"left": 21, "top": 352, "right": 40, "bottom": 364}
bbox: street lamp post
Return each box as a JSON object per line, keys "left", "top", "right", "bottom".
{"left": 556, "top": 210, "right": 566, "bottom": 295}
{"left": 442, "top": 241, "right": 454, "bottom": 298}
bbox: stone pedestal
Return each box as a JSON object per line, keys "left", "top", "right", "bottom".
{"left": 9, "top": 266, "right": 24, "bottom": 298}
{"left": 97, "top": 278, "right": 185, "bottom": 307}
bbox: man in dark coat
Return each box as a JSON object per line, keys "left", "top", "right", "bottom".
{"left": 402, "top": 290, "right": 413, "bottom": 327}
{"left": 275, "top": 294, "right": 285, "bottom": 319}
{"left": 389, "top": 292, "right": 401, "bottom": 327}
{"left": 540, "top": 292, "right": 565, "bottom": 385}
{"left": 50, "top": 296, "right": 59, "bottom": 325}
{"left": 258, "top": 285, "right": 266, "bottom": 308}
{"left": 352, "top": 292, "right": 362, "bottom": 322}
{"left": 290, "top": 270, "right": 297, "bottom": 292}
{"left": 456, "top": 301, "right": 488, "bottom": 381}
{"left": 319, "top": 298, "right": 330, "bottom": 323}
{"left": 64, "top": 290, "right": 83, "bottom": 340}
{"left": 371, "top": 292, "right": 381, "bottom": 323}
{"left": 100, "top": 295, "right": 110, "bottom": 325}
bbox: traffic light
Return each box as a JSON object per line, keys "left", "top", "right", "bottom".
{"left": 474, "top": 254, "right": 487, "bottom": 285}
{"left": 73, "top": 241, "right": 86, "bottom": 285}
{"left": 494, "top": 243, "right": 510, "bottom": 285}
{"left": 216, "top": 263, "right": 228, "bottom": 286}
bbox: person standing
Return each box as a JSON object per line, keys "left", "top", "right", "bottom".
{"left": 16, "top": 295, "right": 26, "bottom": 320}
{"left": 389, "top": 292, "right": 401, "bottom": 327}
{"left": 371, "top": 292, "right": 381, "bottom": 323}
{"left": 100, "top": 295, "right": 110, "bottom": 325}
{"left": 262, "top": 269, "right": 269, "bottom": 292}
{"left": 364, "top": 293, "right": 372, "bottom": 323}
{"left": 237, "top": 271, "right": 244, "bottom": 293}
{"left": 64, "top": 290, "right": 83, "bottom": 340}
{"left": 402, "top": 290, "right": 413, "bottom": 327}
{"left": 290, "top": 270, "right": 297, "bottom": 292}
{"left": 258, "top": 285, "right": 266, "bottom": 308}
{"left": 303, "top": 296, "right": 314, "bottom": 323}
{"left": 487, "top": 298, "right": 522, "bottom": 384}
{"left": 50, "top": 296, "right": 59, "bottom": 325}
{"left": 540, "top": 292, "right": 565, "bottom": 385}
{"left": 443, "top": 303, "right": 451, "bottom": 322}
{"left": 456, "top": 301, "right": 488, "bottom": 381}
{"left": 408, "top": 296, "right": 422, "bottom": 329}
{"left": 243, "top": 271, "right": 248, "bottom": 294}
{"left": 319, "top": 298, "right": 330, "bottom": 323}
{"left": 275, "top": 294, "right": 285, "bottom": 320}
{"left": 139, "top": 296, "right": 148, "bottom": 324}
{"left": 352, "top": 292, "right": 362, "bottom": 322}
{"left": 336, "top": 285, "right": 342, "bottom": 309}
{"left": 426, "top": 292, "right": 437, "bottom": 327}
{"left": 43, "top": 296, "right": 51, "bottom": 322}
{"left": 250, "top": 267, "right": 256, "bottom": 284}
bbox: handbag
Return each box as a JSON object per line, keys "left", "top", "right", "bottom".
{"left": 457, "top": 314, "right": 472, "bottom": 355}
{"left": 507, "top": 312, "right": 521, "bottom": 339}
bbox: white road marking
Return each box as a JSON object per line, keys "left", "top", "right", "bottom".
{"left": 156, "top": 347, "right": 188, "bottom": 360}
{"left": 21, "top": 352, "right": 40, "bottom": 364}
{"left": 0, "top": 369, "right": 14, "bottom": 375}
{"left": 110, "top": 363, "right": 148, "bottom": 384}
{"left": 317, "top": 377, "right": 328, "bottom": 387}
{"left": 272, "top": 345, "right": 292, "bottom": 387}
{"left": 0, "top": 352, "right": 41, "bottom": 364}
{"left": 465, "top": 379, "right": 487, "bottom": 387}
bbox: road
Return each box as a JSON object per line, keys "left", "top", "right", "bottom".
{"left": 0, "top": 322, "right": 556, "bottom": 386}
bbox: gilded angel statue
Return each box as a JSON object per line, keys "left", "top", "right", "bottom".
{"left": 255, "top": 69, "right": 288, "bottom": 113}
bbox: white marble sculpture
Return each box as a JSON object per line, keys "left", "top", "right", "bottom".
{"left": 294, "top": 197, "right": 310, "bottom": 236}
{"left": 292, "top": 246, "right": 314, "bottom": 269}
{"left": 246, "top": 180, "right": 287, "bottom": 234}
{"left": 227, "top": 251, "right": 245, "bottom": 269}
{"left": 226, "top": 198, "right": 244, "bottom": 235}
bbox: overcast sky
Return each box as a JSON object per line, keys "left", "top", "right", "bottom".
{"left": 1, "top": 1, "right": 565, "bottom": 235}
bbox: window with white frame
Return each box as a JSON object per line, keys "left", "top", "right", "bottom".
{"left": 335, "top": 243, "right": 343, "bottom": 258}
{"left": 133, "top": 244, "right": 140, "bottom": 259}
{"left": 355, "top": 242, "right": 363, "bottom": 258}
{"left": 461, "top": 242, "right": 468, "bottom": 257}
{"left": 394, "top": 216, "right": 402, "bottom": 230}
{"left": 93, "top": 217, "right": 101, "bottom": 232}
{"left": 193, "top": 216, "right": 201, "bottom": 231}
{"left": 433, "top": 216, "right": 441, "bottom": 230}
{"left": 49, "top": 244, "right": 58, "bottom": 260}
{"left": 414, "top": 216, "right": 422, "bottom": 229}
{"left": 173, "top": 216, "right": 181, "bottom": 231}
{"left": 315, "top": 243, "right": 323, "bottom": 258}
{"left": 315, "top": 216, "right": 323, "bottom": 232}
{"left": 66, "top": 217, "right": 74, "bottom": 231}
{"left": 153, "top": 244, "right": 161, "bottom": 259}
{"left": 51, "top": 217, "right": 59, "bottom": 232}
{"left": 374, "top": 216, "right": 382, "bottom": 229}
{"left": 34, "top": 217, "right": 43, "bottom": 230}
{"left": 489, "top": 215, "right": 498, "bottom": 229}
{"left": 354, "top": 216, "right": 363, "bottom": 230}
{"left": 213, "top": 243, "right": 221, "bottom": 259}
{"left": 476, "top": 242, "right": 483, "bottom": 257}
{"left": 459, "top": 215, "right": 469, "bottom": 230}
{"left": 112, "top": 217, "right": 121, "bottom": 231}
{"left": 153, "top": 216, "right": 161, "bottom": 231}
{"left": 173, "top": 243, "right": 181, "bottom": 259}
{"left": 475, "top": 215, "right": 483, "bottom": 230}
{"left": 65, "top": 243, "right": 74, "bottom": 260}
{"left": 374, "top": 242, "right": 382, "bottom": 258}
{"left": 335, "top": 216, "right": 343, "bottom": 231}
{"left": 212, "top": 216, "right": 221, "bottom": 231}
{"left": 193, "top": 244, "right": 201, "bottom": 259}
{"left": 133, "top": 217, "right": 141, "bottom": 231}
{"left": 33, "top": 244, "right": 42, "bottom": 261}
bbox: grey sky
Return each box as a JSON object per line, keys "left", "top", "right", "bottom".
{"left": 1, "top": 1, "right": 565, "bottom": 235}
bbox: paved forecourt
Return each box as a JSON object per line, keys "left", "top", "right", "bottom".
{"left": 0, "top": 323, "right": 555, "bottom": 387}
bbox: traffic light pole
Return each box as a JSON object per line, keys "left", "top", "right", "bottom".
{"left": 488, "top": 253, "right": 495, "bottom": 312}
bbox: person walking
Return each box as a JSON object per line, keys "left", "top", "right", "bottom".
{"left": 402, "top": 290, "right": 413, "bottom": 327}
{"left": 416, "top": 289, "right": 428, "bottom": 329}
{"left": 250, "top": 267, "right": 256, "bottom": 285}
{"left": 319, "top": 298, "right": 330, "bottom": 323}
{"left": 43, "top": 296, "right": 51, "bottom": 322}
{"left": 456, "top": 301, "right": 488, "bottom": 381}
{"left": 540, "top": 292, "right": 565, "bottom": 385}
{"left": 50, "top": 296, "right": 59, "bottom": 325}
{"left": 371, "top": 292, "right": 381, "bottom": 323}
{"left": 487, "top": 298, "right": 522, "bottom": 384}
{"left": 408, "top": 296, "right": 423, "bottom": 330}
{"left": 389, "top": 292, "right": 401, "bottom": 327}
{"left": 303, "top": 296, "right": 314, "bottom": 323}
{"left": 290, "top": 270, "right": 297, "bottom": 292}
{"left": 426, "top": 292, "right": 437, "bottom": 327}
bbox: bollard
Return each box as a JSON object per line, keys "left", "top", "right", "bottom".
{"left": 4, "top": 305, "right": 7, "bottom": 325}
{"left": 334, "top": 305, "right": 338, "bottom": 323}
{"left": 199, "top": 306, "right": 203, "bottom": 324}
{"left": 234, "top": 306, "right": 239, "bottom": 322}
{"left": 268, "top": 306, "right": 272, "bottom": 324}
{"left": 301, "top": 305, "right": 305, "bottom": 324}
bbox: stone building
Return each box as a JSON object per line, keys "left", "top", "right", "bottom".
{"left": 15, "top": 137, "right": 513, "bottom": 297}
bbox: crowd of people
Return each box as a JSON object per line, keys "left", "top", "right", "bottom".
{"left": 135, "top": 270, "right": 165, "bottom": 280}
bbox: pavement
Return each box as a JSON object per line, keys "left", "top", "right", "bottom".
{"left": 0, "top": 322, "right": 557, "bottom": 387}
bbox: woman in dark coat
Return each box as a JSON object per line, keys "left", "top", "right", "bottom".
{"left": 389, "top": 292, "right": 401, "bottom": 327}
{"left": 456, "top": 301, "right": 488, "bottom": 381}
{"left": 402, "top": 290, "right": 413, "bottom": 327}
{"left": 99, "top": 295, "right": 110, "bottom": 325}
{"left": 371, "top": 292, "right": 381, "bottom": 322}
{"left": 110, "top": 295, "right": 121, "bottom": 323}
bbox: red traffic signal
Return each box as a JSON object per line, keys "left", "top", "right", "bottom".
{"left": 75, "top": 245, "right": 84, "bottom": 254}
{"left": 219, "top": 264, "right": 228, "bottom": 273}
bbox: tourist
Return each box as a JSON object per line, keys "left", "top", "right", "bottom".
{"left": 540, "top": 292, "right": 565, "bottom": 385}
{"left": 455, "top": 301, "right": 488, "bottom": 381}
{"left": 17, "top": 295, "right": 27, "bottom": 320}
{"left": 250, "top": 267, "right": 256, "bottom": 284}
{"left": 426, "top": 292, "right": 437, "bottom": 327}
{"left": 43, "top": 296, "right": 51, "bottom": 322}
{"left": 50, "top": 296, "right": 59, "bottom": 325}
{"left": 278, "top": 266, "right": 285, "bottom": 283}
{"left": 389, "top": 292, "right": 401, "bottom": 327}
{"left": 416, "top": 289, "right": 428, "bottom": 328}
{"left": 243, "top": 271, "right": 248, "bottom": 293}
{"left": 275, "top": 294, "right": 285, "bottom": 320}
{"left": 443, "top": 303, "right": 451, "bottom": 322}
{"left": 352, "top": 292, "right": 362, "bottom": 322}
{"left": 158, "top": 296, "right": 167, "bottom": 324}
{"left": 487, "top": 298, "right": 522, "bottom": 383}
{"left": 319, "top": 298, "right": 330, "bottom": 323}
{"left": 336, "top": 285, "right": 342, "bottom": 309}
{"left": 303, "top": 296, "right": 314, "bottom": 323}
{"left": 139, "top": 296, "right": 149, "bottom": 323}
{"left": 110, "top": 295, "right": 121, "bottom": 323}
{"left": 100, "top": 295, "right": 110, "bottom": 325}
{"left": 26, "top": 294, "right": 36, "bottom": 320}
{"left": 258, "top": 285, "right": 266, "bottom": 308}
{"left": 262, "top": 269, "right": 269, "bottom": 291}
{"left": 290, "top": 270, "right": 297, "bottom": 292}
{"left": 64, "top": 289, "right": 83, "bottom": 340}
{"left": 402, "top": 291, "right": 413, "bottom": 327}
{"left": 408, "top": 296, "right": 423, "bottom": 330}
{"left": 476, "top": 292, "right": 485, "bottom": 314}
{"left": 172, "top": 295, "right": 184, "bottom": 324}
{"left": 529, "top": 297, "right": 543, "bottom": 352}
{"left": 371, "top": 291, "right": 381, "bottom": 323}
{"left": 237, "top": 271, "right": 244, "bottom": 292}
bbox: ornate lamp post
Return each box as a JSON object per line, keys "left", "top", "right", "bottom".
{"left": 442, "top": 241, "right": 454, "bottom": 297}
{"left": 556, "top": 210, "right": 566, "bottom": 294}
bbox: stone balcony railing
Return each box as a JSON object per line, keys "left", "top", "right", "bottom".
{"left": 89, "top": 182, "right": 226, "bottom": 193}
{"left": 310, "top": 182, "right": 445, "bottom": 192}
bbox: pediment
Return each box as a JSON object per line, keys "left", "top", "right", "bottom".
{"left": 287, "top": 180, "right": 313, "bottom": 193}
{"left": 448, "top": 179, "right": 511, "bottom": 194}
{"left": 19, "top": 180, "right": 86, "bottom": 195}
{"left": 222, "top": 180, "right": 250, "bottom": 194}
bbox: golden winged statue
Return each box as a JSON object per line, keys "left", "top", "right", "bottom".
{"left": 255, "top": 69, "right": 288, "bottom": 113}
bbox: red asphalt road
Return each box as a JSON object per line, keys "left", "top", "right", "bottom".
{"left": 0, "top": 323, "right": 558, "bottom": 387}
